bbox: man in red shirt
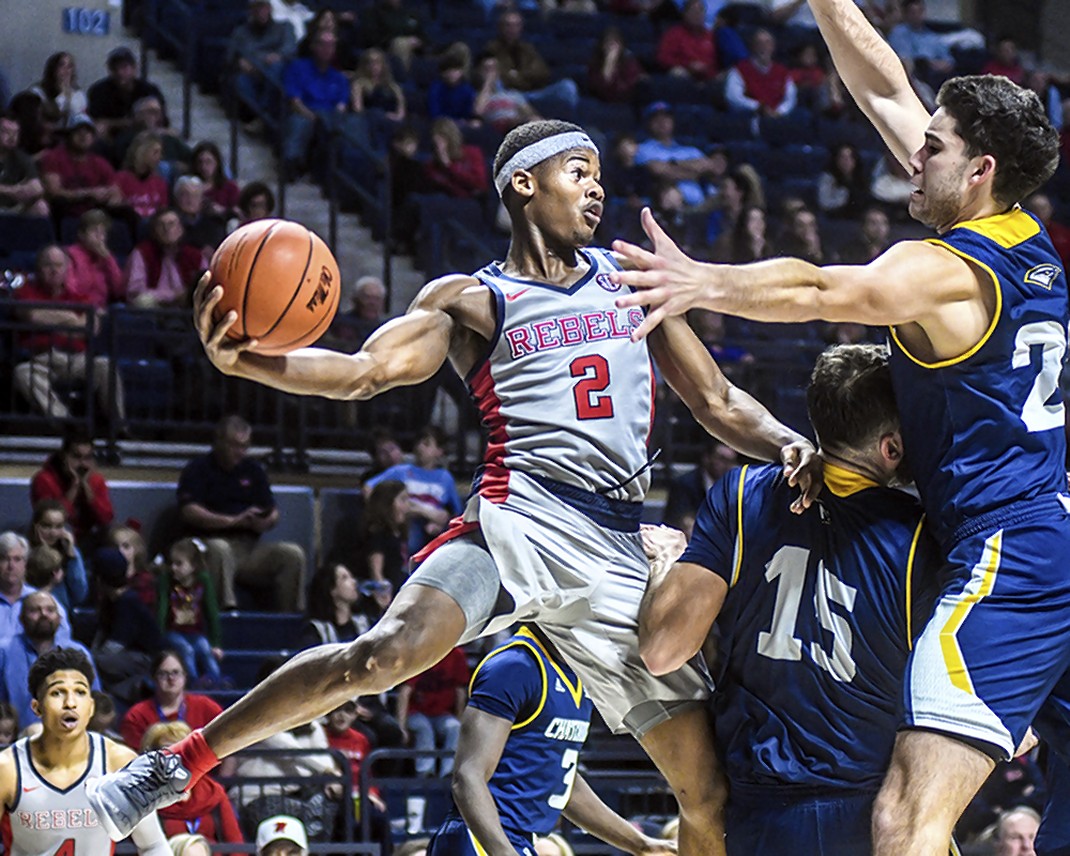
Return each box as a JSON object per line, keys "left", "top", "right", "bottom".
{"left": 724, "top": 28, "right": 798, "bottom": 116}
{"left": 31, "top": 430, "right": 114, "bottom": 548}
{"left": 397, "top": 646, "right": 469, "bottom": 777}
{"left": 656, "top": 0, "right": 719, "bottom": 81}
{"left": 12, "top": 244, "right": 128, "bottom": 428}
{"left": 39, "top": 113, "right": 123, "bottom": 219}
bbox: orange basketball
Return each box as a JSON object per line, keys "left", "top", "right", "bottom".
{"left": 209, "top": 219, "right": 341, "bottom": 356}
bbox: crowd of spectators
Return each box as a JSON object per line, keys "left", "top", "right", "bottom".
{"left": 0, "top": 2, "right": 1069, "bottom": 854}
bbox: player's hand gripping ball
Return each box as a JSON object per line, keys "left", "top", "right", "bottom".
{"left": 209, "top": 219, "right": 341, "bottom": 356}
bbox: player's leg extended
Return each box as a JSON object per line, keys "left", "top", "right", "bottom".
{"left": 640, "top": 706, "right": 728, "bottom": 856}
{"left": 87, "top": 584, "right": 465, "bottom": 839}
{"left": 872, "top": 730, "right": 993, "bottom": 855}
{"left": 202, "top": 582, "right": 466, "bottom": 756}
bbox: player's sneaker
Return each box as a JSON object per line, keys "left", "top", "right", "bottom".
{"left": 85, "top": 750, "right": 191, "bottom": 840}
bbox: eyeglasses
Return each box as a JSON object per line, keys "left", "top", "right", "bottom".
{"left": 156, "top": 670, "right": 184, "bottom": 679}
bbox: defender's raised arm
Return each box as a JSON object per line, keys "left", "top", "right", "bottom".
{"left": 807, "top": 0, "right": 930, "bottom": 166}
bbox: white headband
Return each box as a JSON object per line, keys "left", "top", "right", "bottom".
{"left": 494, "top": 131, "right": 599, "bottom": 196}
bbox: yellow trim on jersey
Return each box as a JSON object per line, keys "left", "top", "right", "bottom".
{"left": 939, "top": 530, "right": 1002, "bottom": 694}
{"left": 823, "top": 463, "right": 879, "bottom": 497}
{"left": 955, "top": 205, "right": 1039, "bottom": 248}
{"left": 468, "top": 828, "right": 490, "bottom": 855}
{"left": 949, "top": 835, "right": 962, "bottom": 856}
{"left": 519, "top": 626, "right": 584, "bottom": 708}
{"left": 904, "top": 515, "right": 926, "bottom": 650}
{"left": 730, "top": 465, "right": 748, "bottom": 588}
{"left": 468, "top": 635, "right": 549, "bottom": 731}
{"left": 888, "top": 240, "right": 1002, "bottom": 370}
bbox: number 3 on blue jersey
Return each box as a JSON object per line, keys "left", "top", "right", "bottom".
{"left": 756, "top": 546, "right": 859, "bottom": 683}
{"left": 547, "top": 748, "right": 579, "bottom": 810}
{"left": 1013, "top": 320, "right": 1068, "bottom": 432}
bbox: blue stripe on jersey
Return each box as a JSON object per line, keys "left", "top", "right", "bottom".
{"left": 887, "top": 207, "right": 1068, "bottom": 546}
{"left": 681, "top": 463, "right": 941, "bottom": 791}
{"left": 467, "top": 627, "right": 592, "bottom": 836}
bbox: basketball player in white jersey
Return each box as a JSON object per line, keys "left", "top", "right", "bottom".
{"left": 87, "top": 119, "right": 818, "bottom": 856}
{"left": 0, "top": 648, "right": 169, "bottom": 855}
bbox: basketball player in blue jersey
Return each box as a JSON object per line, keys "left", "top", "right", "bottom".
{"left": 86, "top": 119, "right": 821, "bottom": 856}
{"left": 638, "top": 343, "right": 942, "bottom": 855}
{"left": 428, "top": 625, "right": 673, "bottom": 856}
{"left": 0, "top": 647, "right": 169, "bottom": 855}
{"left": 609, "top": 0, "right": 1068, "bottom": 850}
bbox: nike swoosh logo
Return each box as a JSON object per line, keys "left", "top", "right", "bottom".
{"left": 505, "top": 288, "right": 530, "bottom": 302}
{"left": 23, "top": 786, "right": 39, "bottom": 793}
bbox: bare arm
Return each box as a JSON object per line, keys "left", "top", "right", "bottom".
{"left": 807, "top": 0, "right": 930, "bottom": 165}
{"left": 614, "top": 208, "right": 984, "bottom": 359}
{"left": 637, "top": 525, "right": 727, "bottom": 676}
{"left": 648, "top": 316, "right": 807, "bottom": 463}
{"left": 451, "top": 707, "right": 516, "bottom": 856}
{"left": 562, "top": 774, "right": 676, "bottom": 855}
{"left": 193, "top": 272, "right": 474, "bottom": 400}
{"left": 0, "top": 748, "right": 15, "bottom": 813}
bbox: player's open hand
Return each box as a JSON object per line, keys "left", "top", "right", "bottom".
{"left": 782, "top": 439, "right": 823, "bottom": 514}
{"left": 193, "top": 272, "right": 259, "bottom": 374}
{"left": 610, "top": 207, "right": 714, "bottom": 341}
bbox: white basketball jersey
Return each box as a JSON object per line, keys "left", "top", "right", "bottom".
{"left": 468, "top": 247, "right": 655, "bottom": 504}
{"left": 1, "top": 734, "right": 115, "bottom": 856}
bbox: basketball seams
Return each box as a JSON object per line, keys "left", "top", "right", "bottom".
{"left": 240, "top": 220, "right": 282, "bottom": 340}
{"left": 251, "top": 230, "right": 315, "bottom": 341}
{"left": 254, "top": 268, "right": 341, "bottom": 354}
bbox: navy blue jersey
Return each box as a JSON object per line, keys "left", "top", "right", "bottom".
{"left": 467, "top": 626, "right": 593, "bottom": 837}
{"left": 888, "top": 207, "right": 1068, "bottom": 545}
{"left": 681, "top": 462, "right": 941, "bottom": 791}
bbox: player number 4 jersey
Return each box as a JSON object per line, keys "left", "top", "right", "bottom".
{"left": 1, "top": 733, "right": 114, "bottom": 856}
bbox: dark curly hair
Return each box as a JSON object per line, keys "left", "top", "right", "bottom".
{"left": 29, "top": 647, "right": 96, "bottom": 700}
{"left": 936, "top": 75, "right": 1059, "bottom": 208}
{"left": 807, "top": 344, "right": 897, "bottom": 452}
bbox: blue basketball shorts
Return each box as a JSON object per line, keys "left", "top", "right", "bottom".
{"left": 427, "top": 815, "right": 536, "bottom": 856}
{"left": 904, "top": 501, "right": 1070, "bottom": 759}
{"left": 725, "top": 787, "right": 876, "bottom": 856}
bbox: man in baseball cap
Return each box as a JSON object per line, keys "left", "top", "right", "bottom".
{"left": 256, "top": 815, "right": 308, "bottom": 856}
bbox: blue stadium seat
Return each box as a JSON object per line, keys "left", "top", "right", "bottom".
{"left": 223, "top": 649, "right": 291, "bottom": 689}
{"left": 758, "top": 111, "right": 817, "bottom": 147}
{"left": 221, "top": 611, "right": 305, "bottom": 650}
{"left": 706, "top": 111, "right": 757, "bottom": 143}
{"left": 0, "top": 216, "right": 54, "bottom": 260}
{"left": 579, "top": 98, "right": 637, "bottom": 137}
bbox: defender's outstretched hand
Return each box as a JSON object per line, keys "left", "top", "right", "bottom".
{"left": 611, "top": 207, "right": 715, "bottom": 341}
{"left": 193, "top": 272, "right": 260, "bottom": 373}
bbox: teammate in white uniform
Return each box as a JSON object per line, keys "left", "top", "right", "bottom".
{"left": 0, "top": 647, "right": 168, "bottom": 856}
{"left": 86, "top": 120, "right": 818, "bottom": 856}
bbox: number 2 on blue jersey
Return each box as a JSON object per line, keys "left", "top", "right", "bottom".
{"left": 1013, "top": 320, "right": 1067, "bottom": 432}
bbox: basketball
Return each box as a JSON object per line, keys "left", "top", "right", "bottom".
{"left": 209, "top": 219, "right": 341, "bottom": 356}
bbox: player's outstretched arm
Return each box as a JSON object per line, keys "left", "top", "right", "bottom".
{"left": 649, "top": 315, "right": 821, "bottom": 509}
{"left": 562, "top": 773, "right": 677, "bottom": 855}
{"left": 807, "top": 0, "right": 930, "bottom": 166}
{"left": 638, "top": 525, "right": 727, "bottom": 677}
{"left": 450, "top": 706, "right": 518, "bottom": 856}
{"left": 615, "top": 209, "right": 978, "bottom": 341}
{"left": 191, "top": 272, "right": 471, "bottom": 400}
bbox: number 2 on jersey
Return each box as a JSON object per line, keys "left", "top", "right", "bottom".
{"left": 570, "top": 355, "right": 614, "bottom": 420}
{"left": 1013, "top": 320, "right": 1067, "bottom": 432}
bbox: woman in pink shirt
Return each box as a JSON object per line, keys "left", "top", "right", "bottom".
{"left": 124, "top": 208, "right": 206, "bottom": 307}
{"left": 64, "top": 208, "right": 124, "bottom": 307}
{"left": 115, "top": 130, "right": 169, "bottom": 219}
